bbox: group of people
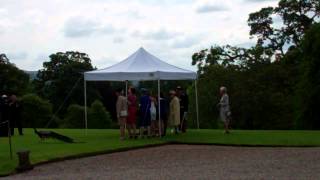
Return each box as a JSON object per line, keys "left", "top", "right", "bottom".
{"left": 115, "top": 86, "right": 188, "bottom": 140}
{"left": 0, "top": 86, "right": 231, "bottom": 139}
{"left": 0, "top": 94, "right": 23, "bottom": 137}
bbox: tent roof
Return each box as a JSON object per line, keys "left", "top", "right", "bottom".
{"left": 84, "top": 47, "right": 197, "bottom": 81}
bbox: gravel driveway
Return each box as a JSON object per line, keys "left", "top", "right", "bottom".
{"left": 5, "top": 145, "right": 320, "bottom": 180}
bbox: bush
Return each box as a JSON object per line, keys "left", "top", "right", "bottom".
{"left": 88, "top": 100, "right": 112, "bottom": 129}
{"left": 21, "top": 94, "right": 53, "bottom": 128}
{"left": 63, "top": 100, "right": 113, "bottom": 129}
{"left": 63, "top": 104, "right": 85, "bottom": 128}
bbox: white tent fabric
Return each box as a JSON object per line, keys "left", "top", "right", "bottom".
{"left": 84, "top": 47, "right": 197, "bottom": 81}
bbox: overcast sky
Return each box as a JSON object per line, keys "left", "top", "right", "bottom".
{"left": 0, "top": 0, "right": 278, "bottom": 71}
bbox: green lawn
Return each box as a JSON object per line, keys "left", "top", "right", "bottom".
{"left": 1, "top": 129, "right": 320, "bottom": 176}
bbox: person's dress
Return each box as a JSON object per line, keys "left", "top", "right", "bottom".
{"left": 139, "top": 95, "right": 151, "bottom": 127}
{"left": 219, "top": 94, "right": 230, "bottom": 122}
{"left": 127, "top": 94, "right": 137, "bottom": 125}
{"left": 169, "top": 96, "right": 180, "bottom": 126}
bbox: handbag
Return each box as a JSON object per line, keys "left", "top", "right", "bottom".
{"left": 120, "top": 110, "right": 128, "bottom": 117}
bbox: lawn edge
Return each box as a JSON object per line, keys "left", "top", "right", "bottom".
{"left": 0, "top": 142, "right": 168, "bottom": 177}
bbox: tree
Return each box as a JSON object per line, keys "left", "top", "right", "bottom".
{"left": 0, "top": 54, "right": 30, "bottom": 95}
{"left": 33, "top": 51, "right": 99, "bottom": 116}
{"left": 191, "top": 44, "right": 274, "bottom": 74}
{"left": 294, "top": 23, "right": 320, "bottom": 129}
{"left": 0, "top": 54, "right": 10, "bottom": 64}
{"left": 248, "top": 0, "right": 320, "bottom": 56}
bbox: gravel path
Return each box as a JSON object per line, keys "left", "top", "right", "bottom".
{"left": 5, "top": 145, "right": 320, "bottom": 180}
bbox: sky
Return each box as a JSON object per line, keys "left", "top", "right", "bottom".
{"left": 0, "top": 0, "right": 278, "bottom": 71}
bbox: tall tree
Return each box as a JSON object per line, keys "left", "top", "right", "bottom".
{"left": 0, "top": 54, "right": 10, "bottom": 64}
{"left": 248, "top": 0, "right": 320, "bottom": 56}
{"left": 0, "top": 53, "right": 29, "bottom": 95}
{"left": 33, "top": 51, "right": 98, "bottom": 116}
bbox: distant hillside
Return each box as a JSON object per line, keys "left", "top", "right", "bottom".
{"left": 24, "top": 70, "right": 38, "bottom": 80}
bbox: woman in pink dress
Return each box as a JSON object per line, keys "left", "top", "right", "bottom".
{"left": 127, "top": 87, "right": 137, "bottom": 139}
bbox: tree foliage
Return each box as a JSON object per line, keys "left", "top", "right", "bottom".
{"left": 248, "top": 0, "right": 320, "bottom": 55}
{"left": 33, "top": 51, "right": 99, "bottom": 116}
{"left": 0, "top": 54, "right": 30, "bottom": 95}
{"left": 0, "top": 54, "right": 10, "bottom": 64}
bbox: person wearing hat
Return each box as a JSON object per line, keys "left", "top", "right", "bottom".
{"left": 168, "top": 90, "right": 180, "bottom": 134}
{"left": 176, "top": 86, "right": 189, "bottom": 133}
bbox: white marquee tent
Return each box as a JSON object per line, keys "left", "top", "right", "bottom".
{"left": 84, "top": 47, "right": 199, "bottom": 135}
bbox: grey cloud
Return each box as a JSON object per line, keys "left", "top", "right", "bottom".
{"left": 196, "top": 4, "right": 228, "bottom": 13}
{"left": 7, "top": 52, "right": 28, "bottom": 60}
{"left": 63, "top": 17, "right": 119, "bottom": 38}
{"left": 171, "top": 37, "right": 200, "bottom": 49}
{"left": 113, "top": 37, "right": 124, "bottom": 43}
{"left": 63, "top": 18, "right": 99, "bottom": 38}
{"left": 35, "top": 53, "right": 49, "bottom": 61}
{"left": 133, "top": 29, "right": 182, "bottom": 40}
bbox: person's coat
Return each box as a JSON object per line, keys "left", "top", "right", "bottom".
{"left": 169, "top": 96, "right": 180, "bottom": 126}
{"left": 116, "top": 95, "right": 127, "bottom": 118}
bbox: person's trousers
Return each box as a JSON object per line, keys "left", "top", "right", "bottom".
{"left": 162, "top": 118, "right": 168, "bottom": 136}
{"left": 179, "top": 112, "right": 187, "bottom": 133}
{"left": 10, "top": 120, "right": 23, "bottom": 135}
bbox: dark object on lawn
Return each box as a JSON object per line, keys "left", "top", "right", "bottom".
{"left": 16, "top": 150, "right": 33, "bottom": 172}
{"left": 34, "top": 128, "right": 74, "bottom": 143}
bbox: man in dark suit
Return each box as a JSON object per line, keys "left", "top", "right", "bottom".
{"left": 8, "top": 94, "right": 23, "bottom": 136}
{"left": 176, "top": 86, "right": 189, "bottom": 133}
{"left": 0, "top": 94, "right": 9, "bottom": 137}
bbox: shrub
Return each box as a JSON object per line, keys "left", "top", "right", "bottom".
{"left": 63, "top": 100, "right": 113, "bottom": 129}
{"left": 63, "top": 104, "right": 85, "bottom": 128}
{"left": 21, "top": 94, "right": 53, "bottom": 128}
{"left": 88, "top": 100, "right": 112, "bottom": 129}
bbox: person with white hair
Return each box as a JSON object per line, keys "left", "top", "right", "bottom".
{"left": 218, "top": 86, "right": 231, "bottom": 134}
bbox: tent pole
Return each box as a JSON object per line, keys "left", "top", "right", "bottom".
{"left": 125, "top": 80, "right": 128, "bottom": 136}
{"left": 125, "top": 80, "right": 128, "bottom": 97}
{"left": 158, "top": 79, "right": 161, "bottom": 137}
{"left": 84, "top": 78, "right": 88, "bottom": 135}
{"left": 195, "top": 80, "right": 199, "bottom": 129}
